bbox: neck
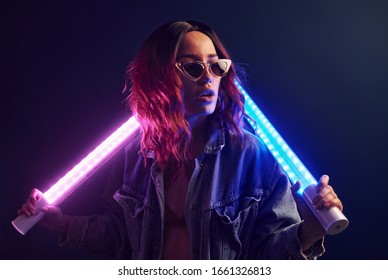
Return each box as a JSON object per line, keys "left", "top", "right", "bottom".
{"left": 186, "top": 115, "right": 210, "bottom": 159}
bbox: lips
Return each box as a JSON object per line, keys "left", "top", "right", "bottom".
{"left": 199, "top": 89, "right": 215, "bottom": 97}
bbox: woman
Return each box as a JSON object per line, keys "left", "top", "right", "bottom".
{"left": 18, "top": 20, "right": 343, "bottom": 259}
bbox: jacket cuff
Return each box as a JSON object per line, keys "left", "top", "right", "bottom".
{"left": 286, "top": 222, "right": 325, "bottom": 259}
{"left": 59, "top": 216, "right": 88, "bottom": 248}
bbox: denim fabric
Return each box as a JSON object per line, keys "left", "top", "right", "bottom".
{"left": 61, "top": 126, "right": 324, "bottom": 259}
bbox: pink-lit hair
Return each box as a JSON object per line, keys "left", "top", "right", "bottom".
{"left": 123, "top": 21, "right": 246, "bottom": 167}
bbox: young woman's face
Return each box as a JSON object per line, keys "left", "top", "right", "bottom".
{"left": 176, "top": 31, "right": 221, "bottom": 124}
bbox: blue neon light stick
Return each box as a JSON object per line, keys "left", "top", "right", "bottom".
{"left": 236, "top": 80, "right": 349, "bottom": 235}
{"left": 12, "top": 80, "right": 348, "bottom": 236}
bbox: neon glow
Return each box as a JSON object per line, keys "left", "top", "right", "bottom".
{"left": 13, "top": 81, "right": 347, "bottom": 235}
{"left": 43, "top": 116, "right": 140, "bottom": 205}
{"left": 236, "top": 81, "right": 316, "bottom": 194}
{"left": 237, "top": 80, "right": 348, "bottom": 235}
{"left": 47, "top": 83, "right": 316, "bottom": 202}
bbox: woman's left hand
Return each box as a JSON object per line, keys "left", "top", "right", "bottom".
{"left": 291, "top": 174, "right": 344, "bottom": 250}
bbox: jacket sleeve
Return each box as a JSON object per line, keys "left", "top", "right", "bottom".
{"left": 251, "top": 162, "right": 325, "bottom": 259}
{"left": 59, "top": 150, "right": 131, "bottom": 259}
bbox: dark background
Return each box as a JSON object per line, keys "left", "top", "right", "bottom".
{"left": 1, "top": 0, "right": 387, "bottom": 259}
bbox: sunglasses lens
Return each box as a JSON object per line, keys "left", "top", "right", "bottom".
{"left": 183, "top": 63, "right": 204, "bottom": 79}
{"left": 211, "top": 60, "right": 229, "bottom": 77}
{"left": 178, "top": 59, "right": 230, "bottom": 80}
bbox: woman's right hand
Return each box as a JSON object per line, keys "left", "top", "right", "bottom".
{"left": 17, "top": 188, "right": 69, "bottom": 233}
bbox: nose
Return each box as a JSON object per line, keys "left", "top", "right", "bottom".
{"left": 200, "top": 65, "right": 213, "bottom": 84}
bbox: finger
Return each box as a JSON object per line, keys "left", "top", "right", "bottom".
{"left": 316, "top": 198, "right": 343, "bottom": 211}
{"left": 290, "top": 181, "right": 305, "bottom": 205}
{"left": 17, "top": 188, "right": 43, "bottom": 217}
{"left": 25, "top": 188, "right": 41, "bottom": 206}
{"left": 332, "top": 198, "right": 343, "bottom": 211}
{"left": 313, "top": 188, "right": 343, "bottom": 211}
{"left": 29, "top": 188, "right": 43, "bottom": 203}
{"left": 41, "top": 206, "right": 61, "bottom": 215}
{"left": 19, "top": 203, "right": 34, "bottom": 216}
{"left": 314, "top": 191, "right": 337, "bottom": 209}
{"left": 320, "top": 193, "right": 343, "bottom": 211}
{"left": 318, "top": 174, "right": 329, "bottom": 187}
{"left": 290, "top": 181, "right": 313, "bottom": 215}
{"left": 290, "top": 180, "right": 301, "bottom": 194}
{"left": 312, "top": 185, "right": 334, "bottom": 204}
{"left": 307, "top": 175, "right": 329, "bottom": 195}
{"left": 26, "top": 202, "right": 37, "bottom": 215}
{"left": 17, "top": 205, "right": 27, "bottom": 216}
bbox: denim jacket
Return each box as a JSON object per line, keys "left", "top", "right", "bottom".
{"left": 61, "top": 125, "right": 324, "bottom": 259}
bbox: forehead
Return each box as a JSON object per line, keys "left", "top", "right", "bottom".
{"left": 177, "top": 31, "right": 217, "bottom": 59}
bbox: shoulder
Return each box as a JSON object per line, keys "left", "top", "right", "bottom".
{"left": 242, "top": 129, "right": 264, "bottom": 148}
{"left": 123, "top": 128, "right": 142, "bottom": 157}
{"left": 223, "top": 128, "right": 275, "bottom": 166}
{"left": 227, "top": 128, "right": 268, "bottom": 154}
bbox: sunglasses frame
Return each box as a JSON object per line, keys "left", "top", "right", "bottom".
{"left": 175, "top": 59, "right": 232, "bottom": 81}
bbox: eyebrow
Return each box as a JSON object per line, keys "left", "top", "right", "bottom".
{"left": 176, "top": 53, "right": 218, "bottom": 61}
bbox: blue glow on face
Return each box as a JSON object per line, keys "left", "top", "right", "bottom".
{"left": 235, "top": 80, "right": 317, "bottom": 194}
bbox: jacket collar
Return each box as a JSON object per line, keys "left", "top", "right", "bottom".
{"left": 203, "top": 124, "right": 225, "bottom": 154}
{"left": 143, "top": 117, "right": 226, "bottom": 159}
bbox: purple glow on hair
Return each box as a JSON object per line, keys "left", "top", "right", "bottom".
{"left": 43, "top": 116, "right": 140, "bottom": 205}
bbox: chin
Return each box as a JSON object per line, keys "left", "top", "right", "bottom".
{"left": 198, "top": 106, "right": 217, "bottom": 116}
{"left": 185, "top": 107, "right": 217, "bottom": 121}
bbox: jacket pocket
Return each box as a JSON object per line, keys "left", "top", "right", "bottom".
{"left": 207, "top": 193, "right": 263, "bottom": 259}
{"left": 113, "top": 187, "right": 153, "bottom": 258}
{"left": 113, "top": 187, "right": 148, "bottom": 218}
{"left": 213, "top": 194, "right": 263, "bottom": 225}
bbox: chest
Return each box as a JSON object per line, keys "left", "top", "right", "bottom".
{"left": 163, "top": 162, "right": 195, "bottom": 220}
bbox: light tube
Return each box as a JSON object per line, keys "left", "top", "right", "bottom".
{"left": 12, "top": 116, "right": 140, "bottom": 235}
{"left": 236, "top": 80, "right": 349, "bottom": 235}
{"left": 43, "top": 116, "right": 139, "bottom": 205}
{"left": 12, "top": 82, "right": 348, "bottom": 236}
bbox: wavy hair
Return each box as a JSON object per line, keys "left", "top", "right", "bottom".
{"left": 123, "top": 21, "right": 246, "bottom": 167}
